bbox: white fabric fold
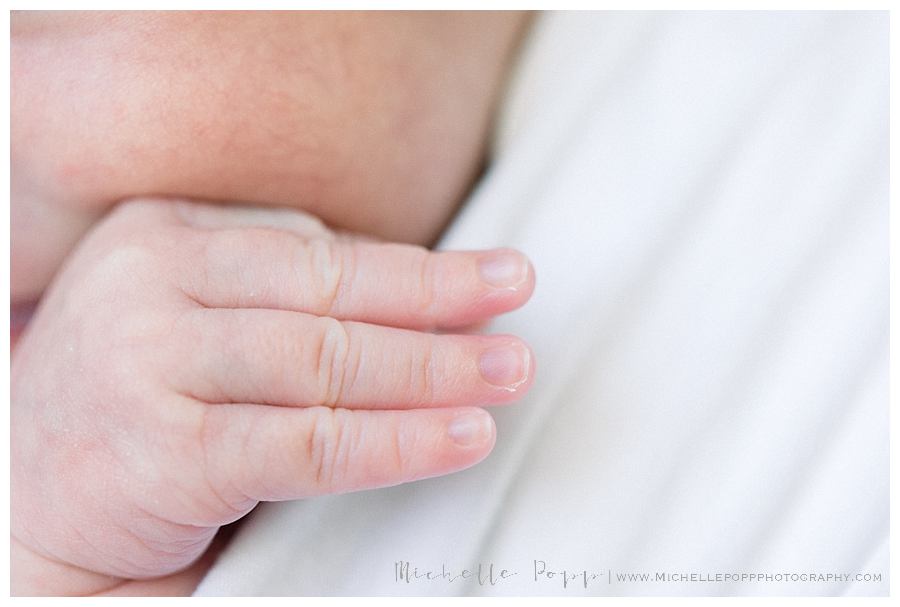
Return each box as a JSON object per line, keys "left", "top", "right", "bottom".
{"left": 195, "top": 11, "right": 888, "bottom": 596}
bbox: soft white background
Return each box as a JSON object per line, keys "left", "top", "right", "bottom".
{"left": 195, "top": 11, "right": 889, "bottom": 596}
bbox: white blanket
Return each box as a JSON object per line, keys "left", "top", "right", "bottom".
{"left": 195, "top": 11, "right": 888, "bottom": 596}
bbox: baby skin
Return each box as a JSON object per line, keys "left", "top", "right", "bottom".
{"left": 11, "top": 11, "right": 534, "bottom": 596}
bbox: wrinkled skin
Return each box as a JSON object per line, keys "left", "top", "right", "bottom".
{"left": 11, "top": 11, "right": 533, "bottom": 595}
{"left": 12, "top": 198, "right": 536, "bottom": 595}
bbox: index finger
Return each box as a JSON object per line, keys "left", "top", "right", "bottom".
{"left": 179, "top": 228, "right": 535, "bottom": 330}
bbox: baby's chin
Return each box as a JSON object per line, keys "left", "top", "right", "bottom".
{"left": 11, "top": 11, "right": 528, "bottom": 246}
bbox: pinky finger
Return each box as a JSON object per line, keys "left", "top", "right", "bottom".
{"left": 201, "top": 404, "right": 497, "bottom": 503}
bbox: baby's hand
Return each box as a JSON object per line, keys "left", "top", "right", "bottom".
{"left": 11, "top": 198, "right": 535, "bottom": 595}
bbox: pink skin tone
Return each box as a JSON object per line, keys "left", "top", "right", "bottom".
{"left": 10, "top": 11, "right": 533, "bottom": 596}
{"left": 11, "top": 198, "right": 535, "bottom": 595}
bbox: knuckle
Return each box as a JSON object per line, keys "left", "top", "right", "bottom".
{"left": 306, "top": 408, "right": 357, "bottom": 491}
{"left": 86, "top": 240, "right": 156, "bottom": 287}
{"left": 300, "top": 238, "right": 345, "bottom": 316}
{"left": 91, "top": 218, "right": 173, "bottom": 277}
{"left": 412, "top": 247, "right": 439, "bottom": 322}
{"left": 312, "top": 317, "right": 351, "bottom": 407}
{"left": 101, "top": 198, "right": 178, "bottom": 241}
{"left": 387, "top": 422, "right": 409, "bottom": 482}
{"left": 202, "top": 227, "right": 259, "bottom": 264}
{"left": 199, "top": 229, "right": 242, "bottom": 295}
{"left": 204, "top": 225, "right": 294, "bottom": 261}
{"left": 80, "top": 252, "right": 173, "bottom": 345}
{"left": 199, "top": 227, "right": 292, "bottom": 296}
{"left": 408, "top": 334, "right": 437, "bottom": 405}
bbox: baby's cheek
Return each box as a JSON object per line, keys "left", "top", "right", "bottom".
{"left": 13, "top": 12, "right": 344, "bottom": 215}
{"left": 12, "top": 12, "right": 521, "bottom": 246}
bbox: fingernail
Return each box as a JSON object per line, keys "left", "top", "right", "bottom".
{"left": 448, "top": 410, "right": 493, "bottom": 447}
{"left": 478, "top": 343, "right": 531, "bottom": 390}
{"left": 479, "top": 250, "right": 528, "bottom": 288}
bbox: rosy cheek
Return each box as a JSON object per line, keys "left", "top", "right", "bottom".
{"left": 12, "top": 11, "right": 527, "bottom": 249}
{"left": 14, "top": 13, "right": 334, "bottom": 203}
